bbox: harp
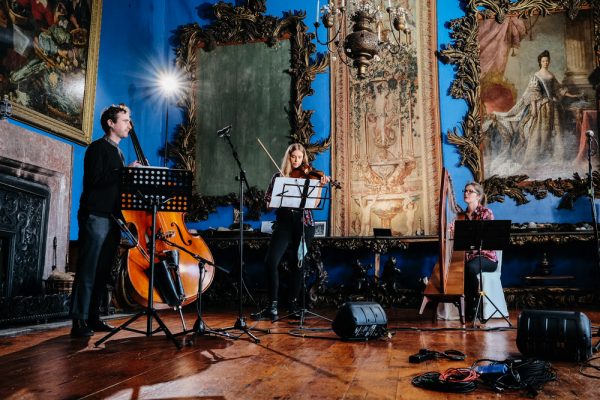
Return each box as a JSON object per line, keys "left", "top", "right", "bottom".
{"left": 419, "top": 168, "right": 466, "bottom": 323}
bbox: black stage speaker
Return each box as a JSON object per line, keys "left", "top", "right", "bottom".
{"left": 332, "top": 301, "right": 387, "bottom": 340}
{"left": 516, "top": 309, "right": 592, "bottom": 362}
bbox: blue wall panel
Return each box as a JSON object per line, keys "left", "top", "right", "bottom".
{"left": 3, "top": 0, "right": 595, "bottom": 289}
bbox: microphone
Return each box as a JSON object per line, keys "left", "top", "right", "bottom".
{"left": 217, "top": 125, "right": 232, "bottom": 137}
{"left": 586, "top": 130, "right": 594, "bottom": 138}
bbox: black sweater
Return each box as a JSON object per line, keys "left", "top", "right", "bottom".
{"left": 79, "top": 137, "right": 124, "bottom": 216}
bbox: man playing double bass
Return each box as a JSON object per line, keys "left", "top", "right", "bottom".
{"left": 70, "top": 104, "right": 142, "bottom": 337}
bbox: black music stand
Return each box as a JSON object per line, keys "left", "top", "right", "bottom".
{"left": 95, "top": 167, "right": 192, "bottom": 349}
{"left": 453, "top": 219, "right": 512, "bottom": 327}
{"left": 270, "top": 177, "right": 332, "bottom": 326}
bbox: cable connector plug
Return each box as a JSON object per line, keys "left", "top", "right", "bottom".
{"left": 474, "top": 364, "right": 508, "bottom": 375}
{"left": 409, "top": 349, "right": 437, "bottom": 363}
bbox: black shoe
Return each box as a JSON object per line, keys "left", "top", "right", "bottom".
{"left": 287, "top": 301, "right": 302, "bottom": 320}
{"left": 87, "top": 318, "right": 115, "bottom": 332}
{"left": 71, "top": 319, "right": 94, "bottom": 337}
{"left": 465, "top": 310, "right": 475, "bottom": 323}
{"left": 250, "top": 301, "right": 278, "bottom": 322}
{"left": 464, "top": 297, "right": 477, "bottom": 322}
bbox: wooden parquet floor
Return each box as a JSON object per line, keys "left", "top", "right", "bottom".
{"left": 0, "top": 307, "right": 599, "bottom": 399}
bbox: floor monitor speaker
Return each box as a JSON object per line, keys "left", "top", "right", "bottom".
{"left": 516, "top": 309, "right": 592, "bottom": 362}
{"left": 332, "top": 301, "right": 387, "bottom": 340}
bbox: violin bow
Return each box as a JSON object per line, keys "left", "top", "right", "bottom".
{"left": 257, "top": 138, "right": 284, "bottom": 175}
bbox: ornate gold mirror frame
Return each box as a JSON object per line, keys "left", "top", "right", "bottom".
{"left": 170, "top": 1, "right": 328, "bottom": 220}
{"left": 440, "top": 0, "right": 600, "bottom": 208}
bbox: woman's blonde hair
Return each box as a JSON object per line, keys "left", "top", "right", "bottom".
{"left": 465, "top": 181, "right": 487, "bottom": 206}
{"left": 280, "top": 143, "right": 308, "bottom": 176}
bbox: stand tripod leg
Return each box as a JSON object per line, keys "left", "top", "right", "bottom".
{"left": 472, "top": 292, "right": 484, "bottom": 327}
{"left": 150, "top": 309, "right": 182, "bottom": 349}
{"left": 472, "top": 290, "right": 511, "bottom": 327}
{"left": 174, "top": 262, "right": 231, "bottom": 343}
{"left": 219, "top": 317, "right": 262, "bottom": 342}
{"left": 94, "top": 308, "right": 182, "bottom": 349}
{"left": 94, "top": 311, "right": 144, "bottom": 347}
{"left": 177, "top": 307, "right": 187, "bottom": 331}
{"left": 480, "top": 292, "right": 512, "bottom": 326}
{"left": 470, "top": 253, "right": 511, "bottom": 327}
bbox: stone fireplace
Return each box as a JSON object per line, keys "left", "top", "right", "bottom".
{"left": 0, "top": 120, "right": 73, "bottom": 324}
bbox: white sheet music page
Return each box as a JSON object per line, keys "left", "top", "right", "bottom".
{"left": 269, "top": 177, "right": 321, "bottom": 209}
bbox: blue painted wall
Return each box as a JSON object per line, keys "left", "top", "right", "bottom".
{"left": 4, "top": 0, "right": 597, "bottom": 288}
{"left": 52, "top": 0, "right": 594, "bottom": 237}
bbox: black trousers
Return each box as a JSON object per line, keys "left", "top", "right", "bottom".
{"left": 263, "top": 209, "right": 315, "bottom": 304}
{"left": 70, "top": 210, "right": 120, "bottom": 320}
{"left": 464, "top": 256, "right": 498, "bottom": 299}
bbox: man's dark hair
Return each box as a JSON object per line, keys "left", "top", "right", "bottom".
{"left": 100, "top": 104, "right": 130, "bottom": 134}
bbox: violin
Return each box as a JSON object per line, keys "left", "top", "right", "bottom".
{"left": 290, "top": 163, "right": 342, "bottom": 189}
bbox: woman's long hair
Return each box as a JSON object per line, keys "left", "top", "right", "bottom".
{"left": 280, "top": 143, "right": 308, "bottom": 176}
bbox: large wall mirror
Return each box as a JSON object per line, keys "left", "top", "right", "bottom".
{"left": 440, "top": 0, "right": 600, "bottom": 208}
{"left": 170, "top": 1, "right": 328, "bottom": 220}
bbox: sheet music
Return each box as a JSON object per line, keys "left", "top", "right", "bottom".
{"left": 269, "top": 177, "right": 322, "bottom": 209}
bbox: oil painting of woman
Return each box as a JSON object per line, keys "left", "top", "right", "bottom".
{"left": 483, "top": 50, "right": 582, "bottom": 178}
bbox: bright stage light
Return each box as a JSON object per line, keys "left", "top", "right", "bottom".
{"left": 158, "top": 72, "right": 182, "bottom": 96}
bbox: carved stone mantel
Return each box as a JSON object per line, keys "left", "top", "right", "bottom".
{"left": 0, "top": 120, "right": 73, "bottom": 277}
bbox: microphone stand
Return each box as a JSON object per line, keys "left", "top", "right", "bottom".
{"left": 158, "top": 235, "right": 231, "bottom": 342}
{"left": 216, "top": 127, "right": 268, "bottom": 343}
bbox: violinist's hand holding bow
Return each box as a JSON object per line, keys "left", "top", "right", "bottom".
{"left": 129, "top": 160, "right": 143, "bottom": 167}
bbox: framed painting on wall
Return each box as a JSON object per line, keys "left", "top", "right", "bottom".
{"left": 0, "top": 0, "right": 101, "bottom": 145}
{"left": 314, "top": 221, "right": 327, "bottom": 238}
{"left": 440, "top": 1, "right": 599, "bottom": 206}
{"left": 481, "top": 6, "right": 597, "bottom": 180}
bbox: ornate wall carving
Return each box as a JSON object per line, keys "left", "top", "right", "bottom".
{"left": 0, "top": 175, "right": 49, "bottom": 297}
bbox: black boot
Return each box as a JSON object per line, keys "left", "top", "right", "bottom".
{"left": 70, "top": 319, "right": 94, "bottom": 337}
{"left": 287, "top": 299, "right": 301, "bottom": 320}
{"left": 465, "top": 296, "right": 478, "bottom": 322}
{"left": 251, "top": 301, "right": 278, "bottom": 322}
{"left": 87, "top": 317, "right": 115, "bottom": 332}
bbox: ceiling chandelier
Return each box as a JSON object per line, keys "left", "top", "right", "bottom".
{"left": 315, "top": 0, "right": 412, "bottom": 79}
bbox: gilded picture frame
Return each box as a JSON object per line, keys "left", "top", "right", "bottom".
{"left": 439, "top": 0, "right": 600, "bottom": 207}
{"left": 0, "top": 0, "right": 101, "bottom": 145}
{"left": 171, "top": 1, "right": 328, "bottom": 220}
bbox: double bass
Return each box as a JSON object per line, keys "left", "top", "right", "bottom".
{"left": 115, "top": 124, "right": 215, "bottom": 310}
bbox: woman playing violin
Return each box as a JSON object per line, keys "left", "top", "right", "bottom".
{"left": 251, "top": 143, "right": 330, "bottom": 321}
